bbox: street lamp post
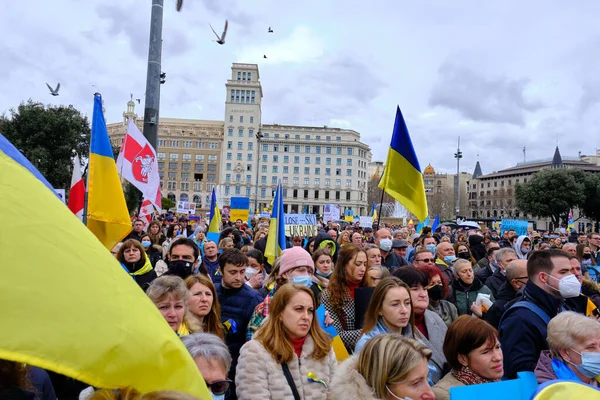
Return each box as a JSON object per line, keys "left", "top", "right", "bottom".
{"left": 142, "top": 0, "right": 164, "bottom": 150}
{"left": 253, "top": 130, "right": 264, "bottom": 214}
{"left": 454, "top": 136, "right": 462, "bottom": 218}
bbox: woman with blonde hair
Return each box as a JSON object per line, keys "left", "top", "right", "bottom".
{"left": 331, "top": 333, "right": 435, "bottom": 400}
{"left": 355, "top": 277, "right": 415, "bottom": 352}
{"left": 312, "top": 248, "right": 334, "bottom": 287}
{"left": 321, "top": 244, "right": 371, "bottom": 353}
{"left": 117, "top": 239, "right": 157, "bottom": 290}
{"left": 184, "top": 274, "right": 225, "bottom": 340}
{"left": 146, "top": 276, "right": 200, "bottom": 337}
{"left": 89, "top": 387, "right": 199, "bottom": 400}
{"left": 338, "top": 231, "right": 351, "bottom": 247}
{"left": 236, "top": 284, "right": 337, "bottom": 400}
{"left": 366, "top": 265, "right": 391, "bottom": 287}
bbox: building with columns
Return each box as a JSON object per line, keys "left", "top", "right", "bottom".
{"left": 107, "top": 63, "right": 372, "bottom": 215}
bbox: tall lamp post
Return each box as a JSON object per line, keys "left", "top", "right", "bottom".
{"left": 253, "top": 130, "right": 264, "bottom": 214}
{"left": 454, "top": 136, "right": 462, "bottom": 218}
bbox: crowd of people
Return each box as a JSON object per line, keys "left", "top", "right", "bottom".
{"left": 3, "top": 214, "right": 600, "bottom": 399}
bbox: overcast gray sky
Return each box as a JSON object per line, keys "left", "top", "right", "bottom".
{"left": 2, "top": 0, "right": 599, "bottom": 175}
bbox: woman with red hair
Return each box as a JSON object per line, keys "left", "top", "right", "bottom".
{"left": 417, "top": 265, "right": 458, "bottom": 327}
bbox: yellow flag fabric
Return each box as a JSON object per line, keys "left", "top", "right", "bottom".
{"left": 86, "top": 94, "right": 132, "bottom": 250}
{"left": 0, "top": 136, "right": 210, "bottom": 398}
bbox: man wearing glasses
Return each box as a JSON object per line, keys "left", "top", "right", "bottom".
{"left": 589, "top": 232, "right": 600, "bottom": 265}
{"left": 484, "top": 260, "right": 528, "bottom": 329}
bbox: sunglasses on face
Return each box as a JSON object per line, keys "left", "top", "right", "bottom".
{"left": 205, "top": 379, "right": 232, "bottom": 395}
{"left": 416, "top": 258, "right": 435, "bottom": 263}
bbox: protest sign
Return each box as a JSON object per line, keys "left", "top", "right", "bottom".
{"left": 284, "top": 214, "right": 318, "bottom": 237}
{"left": 359, "top": 216, "right": 373, "bottom": 228}
{"left": 230, "top": 197, "right": 250, "bottom": 221}
{"left": 176, "top": 201, "right": 196, "bottom": 214}
{"left": 323, "top": 204, "right": 340, "bottom": 223}
{"left": 500, "top": 219, "right": 528, "bottom": 236}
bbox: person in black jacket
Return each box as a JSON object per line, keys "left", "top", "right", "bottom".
{"left": 216, "top": 248, "right": 263, "bottom": 400}
{"left": 485, "top": 248, "right": 518, "bottom": 297}
{"left": 475, "top": 246, "right": 500, "bottom": 283}
{"left": 117, "top": 239, "right": 157, "bottom": 291}
{"left": 499, "top": 250, "right": 581, "bottom": 379}
{"left": 484, "top": 259, "right": 528, "bottom": 328}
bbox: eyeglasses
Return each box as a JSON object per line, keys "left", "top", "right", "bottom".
{"left": 415, "top": 258, "right": 435, "bottom": 263}
{"left": 205, "top": 379, "right": 232, "bottom": 395}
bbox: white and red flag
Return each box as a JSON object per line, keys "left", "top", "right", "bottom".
{"left": 138, "top": 198, "right": 155, "bottom": 231}
{"left": 68, "top": 154, "right": 85, "bottom": 221}
{"left": 116, "top": 119, "right": 162, "bottom": 211}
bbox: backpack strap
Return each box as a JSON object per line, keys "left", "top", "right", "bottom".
{"left": 500, "top": 301, "right": 551, "bottom": 328}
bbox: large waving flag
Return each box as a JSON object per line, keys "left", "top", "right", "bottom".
{"left": 207, "top": 187, "right": 221, "bottom": 243}
{"left": 431, "top": 215, "right": 440, "bottom": 232}
{"left": 0, "top": 133, "right": 210, "bottom": 398}
{"left": 68, "top": 154, "right": 85, "bottom": 221}
{"left": 265, "top": 183, "right": 286, "bottom": 265}
{"left": 87, "top": 94, "right": 132, "bottom": 250}
{"left": 378, "top": 106, "right": 428, "bottom": 221}
{"left": 116, "top": 119, "right": 162, "bottom": 211}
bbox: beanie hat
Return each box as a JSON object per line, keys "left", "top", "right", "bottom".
{"left": 278, "top": 247, "right": 315, "bottom": 276}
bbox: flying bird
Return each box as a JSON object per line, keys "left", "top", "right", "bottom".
{"left": 176, "top": 0, "right": 183, "bottom": 11}
{"left": 209, "top": 20, "right": 228, "bottom": 45}
{"left": 268, "top": 27, "right": 273, "bottom": 33}
{"left": 263, "top": 55, "right": 268, "bottom": 59}
{"left": 136, "top": 99, "right": 141, "bottom": 104}
{"left": 46, "top": 83, "right": 60, "bottom": 96}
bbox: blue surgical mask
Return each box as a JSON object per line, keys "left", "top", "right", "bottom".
{"left": 211, "top": 394, "right": 225, "bottom": 400}
{"left": 570, "top": 349, "right": 600, "bottom": 378}
{"left": 316, "top": 270, "right": 333, "bottom": 278}
{"left": 141, "top": 240, "right": 151, "bottom": 249}
{"left": 520, "top": 247, "right": 530, "bottom": 254}
{"left": 443, "top": 255, "right": 457, "bottom": 264}
{"left": 426, "top": 244, "right": 437, "bottom": 255}
{"left": 292, "top": 275, "right": 313, "bottom": 288}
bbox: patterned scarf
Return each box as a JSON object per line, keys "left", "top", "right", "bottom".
{"left": 452, "top": 366, "right": 500, "bottom": 386}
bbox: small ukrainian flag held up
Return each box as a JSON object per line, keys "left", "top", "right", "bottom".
{"left": 378, "top": 107, "right": 428, "bottom": 221}
{"left": 207, "top": 187, "right": 221, "bottom": 243}
{"left": 265, "top": 183, "right": 286, "bottom": 265}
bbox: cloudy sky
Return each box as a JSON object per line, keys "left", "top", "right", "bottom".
{"left": 2, "top": 0, "right": 600, "bottom": 175}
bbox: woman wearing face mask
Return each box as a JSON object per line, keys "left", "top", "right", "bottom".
{"left": 245, "top": 249, "right": 266, "bottom": 290}
{"left": 450, "top": 259, "right": 494, "bottom": 317}
{"left": 432, "top": 316, "right": 503, "bottom": 400}
{"left": 453, "top": 242, "right": 476, "bottom": 265}
{"left": 117, "top": 239, "right": 157, "bottom": 290}
{"left": 514, "top": 235, "right": 533, "bottom": 260}
{"left": 146, "top": 275, "right": 200, "bottom": 337}
{"left": 577, "top": 244, "right": 598, "bottom": 282}
{"left": 331, "top": 333, "right": 435, "bottom": 400}
{"left": 418, "top": 265, "right": 458, "bottom": 327}
{"left": 185, "top": 274, "right": 225, "bottom": 340}
{"left": 312, "top": 248, "right": 334, "bottom": 288}
{"left": 246, "top": 247, "right": 319, "bottom": 339}
{"left": 534, "top": 311, "right": 600, "bottom": 385}
{"left": 141, "top": 233, "right": 163, "bottom": 268}
{"left": 236, "top": 284, "right": 337, "bottom": 400}
{"left": 320, "top": 244, "right": 371, "bottom": 353}
{"left": 147, "top": 220, "right": 167, "bottom": 246}
{"left": 393, "top": 267, "right": 448, "bottom": 383}
{"left": 355, "top": 277, "right": 415, "bottom": 353}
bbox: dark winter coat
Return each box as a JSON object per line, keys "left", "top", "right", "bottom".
{"left": 468, "top": 235, "right": 486, "bottom": 262}
{"left": 202, "top": 257, "right": 221, "bottom": 286}
{"left": 475, "top": 261, "right": 494, "bottom": 283}
{"left": 484, "top": 281, "right": 519, "bottom": 328}
{"left": 485, "top": 268, "right": 507, "bottom": 298}
{"left": 498, "top": 281, "right": 565, "bottom": 379}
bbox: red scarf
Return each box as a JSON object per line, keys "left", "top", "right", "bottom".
{"left": 347, "top": 280, "right": 362, "bottom": 299}
{"left": 290, "top": 336, "right": 307, "bottom": 358}
{"left": 414, "top": 312, "right": 428, "bottom": 339}
{"left": 452, "top": 367, "right": 500, "bottom": 386}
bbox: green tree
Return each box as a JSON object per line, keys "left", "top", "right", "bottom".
{"left": 515, "top": 168, "right": 586, "bottom": 227}
{"left": 124, "top": 182, "right": 142, "bottom": 216}
{"left": 0, "top": 100, "right": 90, "bottom": 190}
{"left": 580, "top": 173, "right": 600, "bottom": 223}
{"left": 162, "top": 196, "right": 175, "bottom": 211}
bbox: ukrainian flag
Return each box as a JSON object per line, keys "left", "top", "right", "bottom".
{"left": 86, "top": 94, "right": 132, "bottom": 250}
{"left": 378, "top": 106, "right": 428, "bottom": 221}
{"left": 207, "top": 187, "right": 221, "bottom": 243}
{"left": 265, "top": 183, "right": 286, "bottom": 265}
{"left": 0, "top": 133, "right": 210, "bottom": 398}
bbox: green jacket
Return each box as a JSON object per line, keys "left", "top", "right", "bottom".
{"left": 451, "top": 278, "right": 494, "bottom": 316}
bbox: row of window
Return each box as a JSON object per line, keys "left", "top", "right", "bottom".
{"left": 263, "top": 133, "right": 342, "bottom": 141}
{"left": 157, "top": 154, "right": 218, "bottom": 162}
{"left": 227, "top": 128, "right": 255, "bottom": 138}
{"left": 230, "top": 89, "right": 256, "bottom": 104}
{"left": 261, "top": 144, "right": 353, "bottom": 155}
{"left": 236, "top": 71, "right": 252, "bottom": 81}
{"left": 157, "top": 139, "right": 219, "bottom": 149}
{"left": 163, "top": 177, "right": 216, "bottom": 191}
{"left": 261, "top": 165, "right": 354, "bottom": 176}
{"left": 229, "top": 115, "right": 255, "bottom": 124}
{"left": 159, "top": 162, "right": 218, "bottom": 172}
{"left": 471, "top": 178, "right": 528, "bottom": 190}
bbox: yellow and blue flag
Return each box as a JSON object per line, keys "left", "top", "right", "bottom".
{"left": 207, "top": 187, "right": 221, "bottom": 242}
{"left": 86, "top": 94, "right": 132, "bottom": 250}
{"left": 265, "top": 183, "right": 286, "bottom": 265}
{"left": 378, "top": 106, "right": 428, "bottom": 221}
{"left": 431, "top": 215, "right": 440, "bottom": 232}
{"left": 0, "top": 133, "right": 210, "bottom": 398}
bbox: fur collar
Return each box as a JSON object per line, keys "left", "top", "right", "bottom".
{"left": 330, "top": 356, "right": 379, "bottom": 400}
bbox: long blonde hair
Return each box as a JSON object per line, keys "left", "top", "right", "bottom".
{"left": 184, "top": 274, "right": 225, "bottom": 340}
{"left": 254, "top": 284, "right": 331, "bottom": 364}
{"left": 357, "top": 334, "right": 432, "bottom": 398}
{"left": 90, "top": 387, "right": 199, "bottom": 400}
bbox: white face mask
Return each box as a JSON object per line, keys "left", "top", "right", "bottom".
{"left": 380, "top": 238, "right": 393, "bottom": 252}
{"left": 545, "top": 273, "right": 581, "bottom": 298}
{"left": 386, "top": 386, "right": 413, "bottom": 400}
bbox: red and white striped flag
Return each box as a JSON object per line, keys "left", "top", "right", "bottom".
{"left": 116, "top": 119, "right": 162, "bottom": 212}
{"left": 138, "top": 198, "right": 155, "bottom": 231}
{"left": 68, "top": 154, "right": 85, "bottom": 221}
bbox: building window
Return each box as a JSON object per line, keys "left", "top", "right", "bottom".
{"left": 225, "top": 186, "right": 230, "bottom": 195}
{"left": 158, "top": 139, "right": 166, "bottom": 147}
{"left": 273, "top": 166, "right": 278, "bottom": 173}
{"left": 272, "top": 176, "right": 277, "bottom": 184}
{"left": 226, "top": 163, "right": 231, "bottom": 171}
{"left": 263, "top": 144, "right": 268, "bottom": 152}
{"left": 235, "top": 186, "right": 241, "bottom": 195}
{"left": 274, "top": 133, "right": 279, "bottom": 139}
{"left": 315, "top": 157, "right": 321, "bottom": 165}
{"left": 249, "top": 129, "right": 254, "bottom": 138}
{"left": 326, "top": 147, "right": 332, "bottom": 154}
{"left": 182, "top": 154, "right": 191, "bottom": 161}
{"left": 284, "top": 145, "right": 289, "bottom": 152}
{"left": 347, "top": 147, "right": 352, "bottom": 155}
{"left": 346, "top": 169, "right": 352, "bottom": 176}
{"left": 260, "top": 188, "right": 266, "bottom": 197}
{"left": 169, "top": 153, "right": 179, "bottom": 161}
{"left": 246, "top": 186, "right": 251, "bottom": 196}
{"left": 284, "top": 156, "right": 289, "bottom": 163}
{"left": 347, "top": 159, "right": 352, "bottom": 166}
{"left": 293, "top": 177, "right": 299, "bottom": 185}
{"left": 295, "top": 145, "right": 300, "bottom": 152}
{"left": 250, "top": 116, "right": 254, "bottom": 124}
{"left": 315, "top": 178, "right": 320, "bottom": 185}
{"left": 227, "top": 141, "right": 232, "bottom": 150}
{"left": 273, "top": 155, "right": 278, "bottom": 162}
{"left": 238, "top": 129, "right": 243, "bottom": 137}
{"left": 242, "top": 72, "right": 246, "bottom": 80}
{"left": 304, "top": 157, "right": 310, "bottom": 164}
{"left": 157, "top": 152, "right": 166, "bottom": 160}
{"left": 337, "top": 147, "right": 342, "bottom": 155}
{"left": 168, "top": 172, "right": 177, "bottom": 179}
{"left": 237, "top": 153, "right": 242, "bottom": 160}
{"left": 326, "top": 136, "right": 331, "bottom": 141}
{"left": 316, "top": 146, "right": 321, "bottom": 154}
{"left": 262, "top": 155, "right": 267, "bottom": 162}
{"left": 194, "top": 164, "right": 204, "bottom": 171}
{"left": 336, "top": 179, "right": 341, "bottom": 186}
{"left": 226, "top": 152, "right": 232, "bottom": 160}
{"left": 336, "top": 169, "right": 341, "bottom": 176}
{"left": 251, "top": 91, "right": 255, "bottom": 103}
{"left": 248, "top": 142, "right": 253, "bottom": 150}
{"left": 208, "top": 155, "right": 217, "bottom": 162}
{"left": 325, "top": 178, "right": 330, "bottom": 186}
{"left": 181, "top": 182, "right": 189, "bottom": 191}
{"left": 326, "top": 158, "right": 331, "bottom": 165}
{"left": 283, "top": 177, "right": 288, "bottom": 184}
{"left": 304, "top": 178, "right": 309, "bottom": 185}
{"left": 325, "top": 190, "right": 329, "bottom": 199}
{"left": 294, "top": 156, "right": 299, "bottom": 163}
{"left": 306, "top": 146, "right": 311, "bottom": 153}
{"left": 228, "top": 128, "right": 233, "bottom": 137}
{"left": 225, "top": 174, "right": 231, "bottom": 182}
{"left": 293, "top": 167, "right": 299, "bottom": 174}
{"left": 335, "top": 191, "right": 340, "bottom": 200}
{"left": 326, "top": 168, "right": 331, "bottom": 176}
{"left": 274, "top": 145, "right": 279, "bottom": 152}
{"left": 235, "top": 90, "right": 240, "bottom": 103}
{"left": 237, "top": 142, "right": 243, "bottom": 150}
{"left": 346, "top": 179, "right": 352, "bottom": 187}
{"left": 229, "top": 115, "right": 233, "bottom": 122}
{"left": 304, "top": 167, "right": 309, "bottom": 174}
{"left": 262, "top": 165, "right": 267, "bottom": 173}
{"left": 247, "top": 164, "right": 252, "bottom": 171}
{"left": 315, "top": 168, "right": 320, "bottom": 175}
{"left": 261, "top": 176, "right": 267, "bottom": 184}
{"left": 158, "top": 162, "right": 165, "bottom": 170}
{"left": 169, "top": 162, "right": 178, "bottom": 170}
{"left": 283, "top": 166, "right": 289, "bottom": 173}
{"left": 171, "top": 140, "right": 180, "bottom": 147}
{"left": 237, "top": 71, "right": 241, "bottom": 80}
{"left": 346, "top": 191, "right": 351, "bottom": 200}
{"left": 240, "top": 116, "right": 244, "bottom": 123}
{"left": 336, "top": 158, "right": 342, "bottom": 165}
{"left": 314, "top": 190, "right": 319, "bottom": 198}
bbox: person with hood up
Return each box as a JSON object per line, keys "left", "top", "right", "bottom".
{"left": 313, "top": 230, "right": 339, "bottom": 263}
{"left": 116, "top": 239, "right": 157, "bottom": 290}
{"left": 468, "top": 234, "right": 487, "bottom": 262}
{"left": 514, "top": 235, "right": 533, "bottom": 260}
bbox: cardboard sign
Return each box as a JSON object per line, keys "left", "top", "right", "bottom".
{"left": 284, "top": 214, "right": 318, "bottom": 237}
